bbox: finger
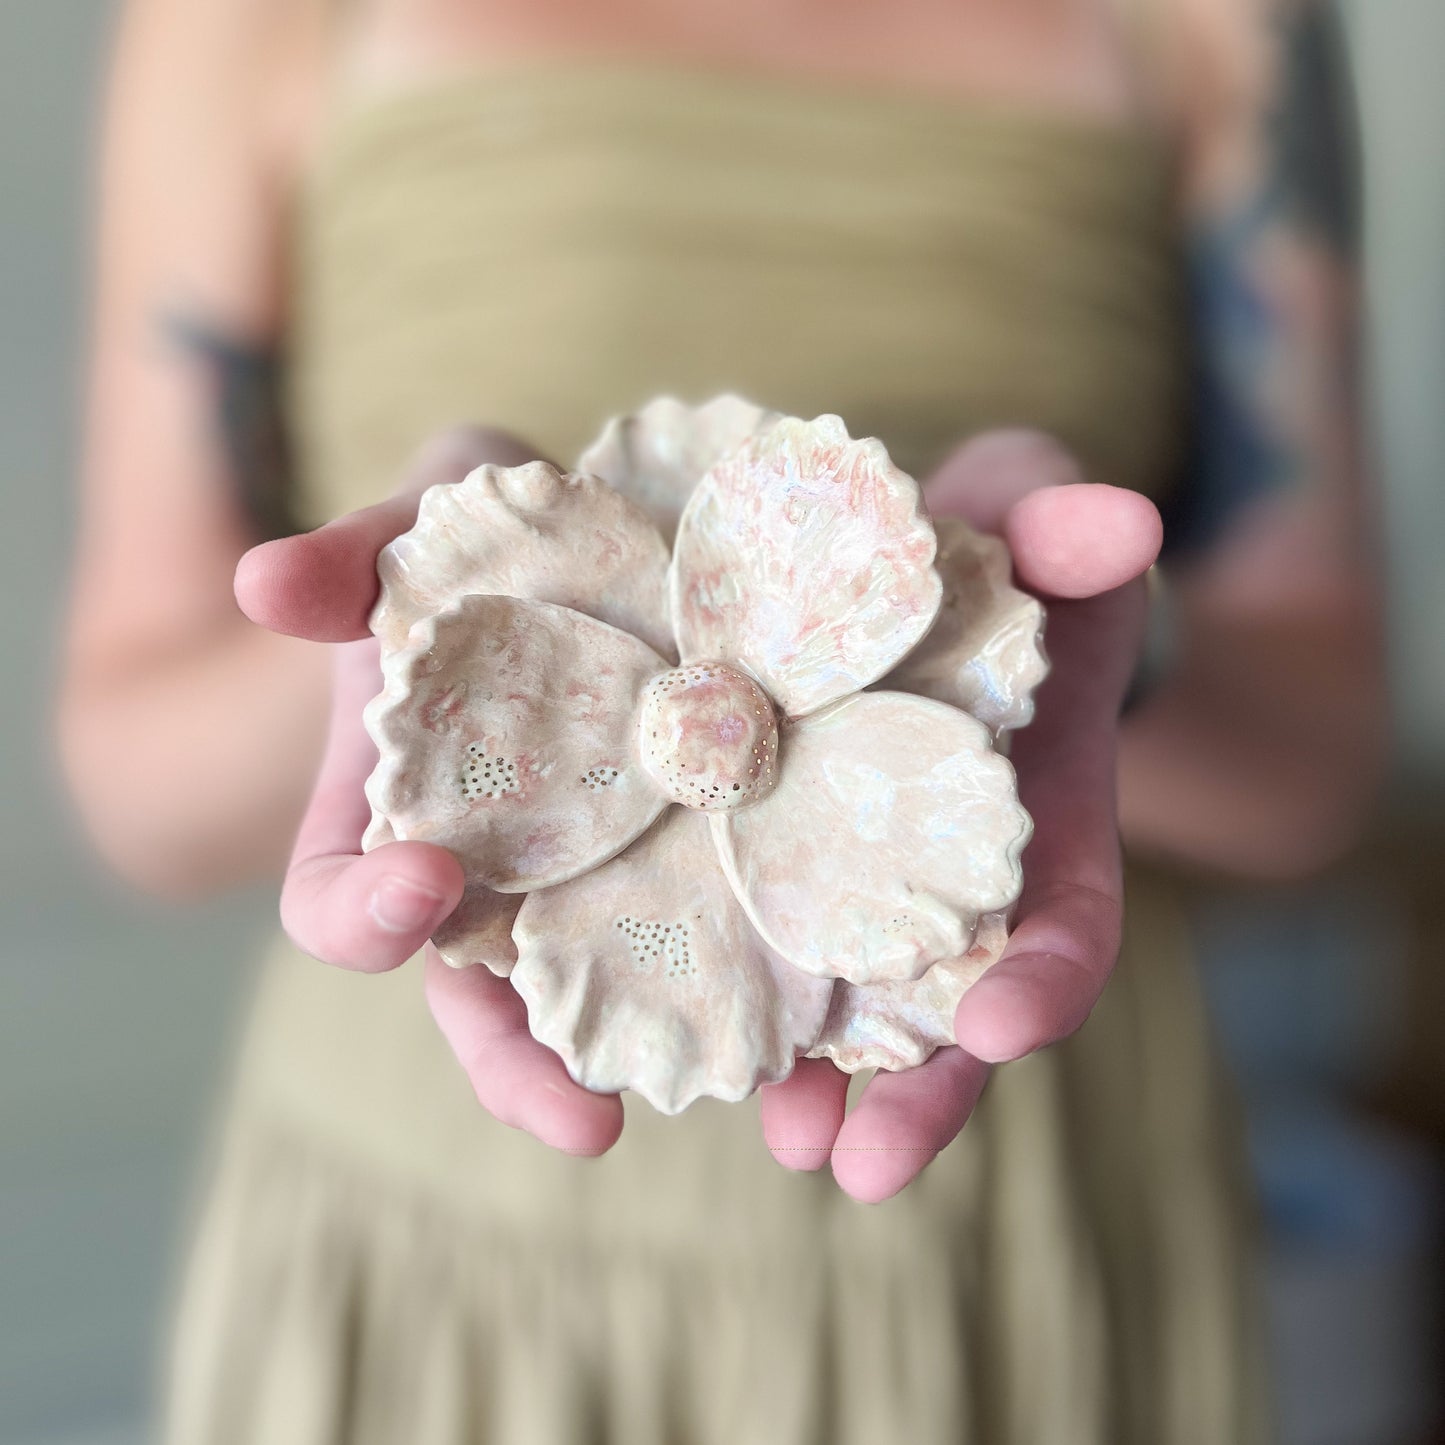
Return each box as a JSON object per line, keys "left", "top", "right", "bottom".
{"left": 280, "top": 638, "right": 465, "bottom": 971}
{"left": 953, "top": 579, "right": 1146, "bottom": 1063}
{"left": 924, "top": 431, "right": 1161, "bottom": 598}
{"left": 235, "top": 426, "right": 544, "bottom": 642}
{"left": 951, "top": 886, "right": 1121, "bottom": 1063}
{"left": 924, "top": 428, "right": 1086, "bottom": 532}
{"left": 281, "top": 841, "right": 466, "bottom": 973}
{"left": 759, "top": 1057, "right": 850, "bottom": 1172}
{"left": 289, "top": 638, "right": 386, "bottom": 861}
{"left": 425, "top": 947, "right": 625, "bottom": 1156}
{"left": 829, "top": 1048, "right": 991, "bottom": 1204}
{"left": 235, "top": 490, "right": 428, "bottom": 643}
{"left": 1005, "top": 484, "right": 1162, "bottom": 600}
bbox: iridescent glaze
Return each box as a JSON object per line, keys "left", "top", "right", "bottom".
{"left": 364, "top": 400, "right": 1052, "bottom": 1107}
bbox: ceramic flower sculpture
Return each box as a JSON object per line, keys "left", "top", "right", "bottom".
{"left": 363, "top": 398, "right": 1049, "bottom": 1113}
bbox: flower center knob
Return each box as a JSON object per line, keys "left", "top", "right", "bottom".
{"left": 638, "top": 663, "right": 780, "bottom": 811}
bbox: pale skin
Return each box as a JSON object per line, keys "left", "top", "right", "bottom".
{"left": 61, "top": 0, "right": 1383, "bottom": 1202}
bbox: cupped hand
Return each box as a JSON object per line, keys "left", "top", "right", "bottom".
{"left": 234, "top": 428, "right": 626, "bottom": 1157}
{"left": 238, "top": 425, "right": 1160, "bottom": 1184}
{"left": 759, "top": 431, "right": 1162, "bottom": 1203}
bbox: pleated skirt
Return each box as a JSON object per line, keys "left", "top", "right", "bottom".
{"left": 162, "top": 867, "right": 1273, "bottom": 1445}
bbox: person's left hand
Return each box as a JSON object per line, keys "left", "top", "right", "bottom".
{"left": 241, "top": 427, "right": 1160, "bottom": 1185}
{"left": 758, "top": 433, "right": 1161, "bottom": 1202}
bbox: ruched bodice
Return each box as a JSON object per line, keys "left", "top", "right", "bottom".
{"left": 289, "top": 62, "right": 1189, "bottom": 525}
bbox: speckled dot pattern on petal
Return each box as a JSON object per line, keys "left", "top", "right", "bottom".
{"left": 512, "top": 808, "right": 832, "bottom": 1114}
{"left": 364, "top": 595, "right": 669, "bottom": 893}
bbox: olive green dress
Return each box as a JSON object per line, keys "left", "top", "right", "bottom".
{"left": 162, "top": 62, "right": 1273, "bottom": 1445}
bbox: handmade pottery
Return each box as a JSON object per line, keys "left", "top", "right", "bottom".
{"left": 364, "top": 398, "right": 1049, "bottom": 1112}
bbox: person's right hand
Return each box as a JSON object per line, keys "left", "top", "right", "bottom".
{"left": 233, "top": 428, "right": 628, "bottom": 1158}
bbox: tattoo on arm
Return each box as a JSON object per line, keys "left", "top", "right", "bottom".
{"left": 1167, "top": 0, "right": 1361, "bottom": 556}
{"left": 161, "top": 312, "right": 300, "bottom": 542}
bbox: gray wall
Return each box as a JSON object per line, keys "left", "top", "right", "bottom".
{"left": 1343, "top": 0, "right": 1445, "bottom": 777}
{"left": 0, "top": 8, "right": 270, "bottom": 1443}
{"left": 0, "top": 3, "right": 1441, "bottom": 1442}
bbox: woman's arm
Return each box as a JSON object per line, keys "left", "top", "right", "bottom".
{"left": 1117, "top": 0, "right": 1387, "bottom": 880}
{"left": 59, "top": 0, "right": 333, "bottom": 896}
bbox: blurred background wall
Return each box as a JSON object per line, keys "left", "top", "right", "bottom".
{"left": 1346, "top": 0, "right": 1445, "bottom": 783}
{"left": 0, "top": 10, "right": 273, "bottom": 1442}
{"left": 0, "top": 4, "right": 1441, "bottom": 1443}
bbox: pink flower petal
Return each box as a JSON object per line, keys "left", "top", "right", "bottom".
{"left": 365, "top": 596, "right": 669, "bottom": 892}
{"left": 807, "top": 912, "right": 1010, "bottom": 1072}
{"left": 577, "top": 394, "right": 778, "bottom": 543}
{"left": 713, "top": 692, "right": 1031, "bottom": 985}
{"left": 512, "top": 808, "right": 832, "bottom": 1114}
{"left": 671, "top": 415, "right": 943, "bottom": 719}
{"left": 883, "top": 518, "right": 1048, "bottom": 735}
{"left": 431, "top": 888, "right": 524, "bottom": 977}
{"left": 372, "top": 461, "right": 673, "bottom": 658}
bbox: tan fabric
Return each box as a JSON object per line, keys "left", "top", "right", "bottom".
{"left": 287, "top": 63, "right": 1191, "bottom": 520}
{"left": 165, "top": 64, "right": 1271, "bottom": 1444}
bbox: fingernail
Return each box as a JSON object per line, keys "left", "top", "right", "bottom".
{"left": 369, "top": 878, "right": 447, "bottom": 934}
